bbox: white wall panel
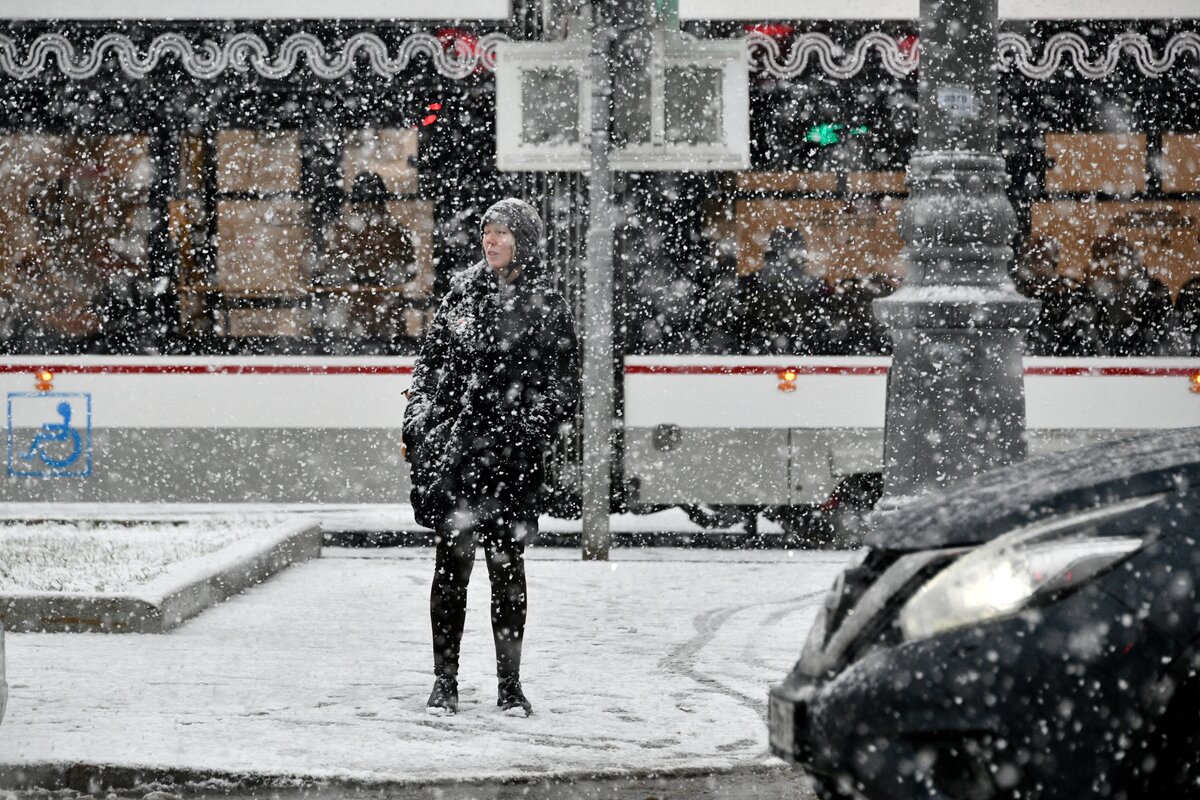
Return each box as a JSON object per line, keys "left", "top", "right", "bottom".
{"left": 625, "top": 355, "right": 1200, "bottom": 430}
{"left": 0, "top": 357, "right": 415, "bottom": 429}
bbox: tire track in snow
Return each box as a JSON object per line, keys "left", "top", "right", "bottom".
{"left": 660, "top": 590, "right": 826, "bottom": 718}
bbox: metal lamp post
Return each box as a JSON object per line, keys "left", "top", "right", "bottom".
{"left": 874, "top": 0, "right": 1037, "bottom": 509}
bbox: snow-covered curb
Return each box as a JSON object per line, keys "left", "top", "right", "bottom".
{"left": 0, "top": 758, "right": 801, "bottom": 794}
{"left": 0, "top": 521, "right": 321, "bottom": 633}
{"left": 0, "top": 503, "right": 785, "bottom": 535}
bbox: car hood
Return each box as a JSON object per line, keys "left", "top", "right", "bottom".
{"left": 865, "top": 426, "right": 1200, "bottom": 550}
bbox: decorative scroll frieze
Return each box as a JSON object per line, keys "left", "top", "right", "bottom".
{"left": 747, "top": 29, "right": 1200, "bottom": 80}
{"left": 0, "top": 28, "right": 1197, "bottom": 82}
{"left": 998, "top": 30, "right": 1200, "bottom": 80}
{"left": 747, "top": 30, "right": 917, "bottom": 79}
{"left": 0, "top": 30, "right": 508, "bottom": 80}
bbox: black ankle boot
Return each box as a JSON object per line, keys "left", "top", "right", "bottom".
{"left": 497, "top": 676, "right": 532, "bottom": 716}
{"left": 427, "top": 675, "right": 459, "bottom": 715}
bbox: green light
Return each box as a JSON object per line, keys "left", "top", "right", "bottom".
{"left": 805, "top": 123, "right": 844, "bottom": 147}
{"left": 805, "top": 123, "right": 870, "bottom": 147}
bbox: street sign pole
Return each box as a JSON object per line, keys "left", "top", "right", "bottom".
{"left": 494, "top": 1, "right": 748, "bottom": 559}
{"left": 874, "top": 0, "right": 1037, "bottom": 512}
{"left": 580, "top": 0, "right": 615, "bottom": 561}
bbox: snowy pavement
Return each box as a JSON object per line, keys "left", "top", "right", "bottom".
{"left": 0, "top": 546, "right": 853, "bottom": 787}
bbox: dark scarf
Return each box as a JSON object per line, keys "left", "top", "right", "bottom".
{"left": 448, "top": 261, "right": 550, "bottom": 356}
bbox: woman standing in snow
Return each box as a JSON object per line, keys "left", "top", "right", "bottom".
{"left": 402, "top": 198, "right": 579, "bottom": 716}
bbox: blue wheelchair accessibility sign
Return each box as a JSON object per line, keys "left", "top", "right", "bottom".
{"left": 7, "top": 392, "right": 92, "bottom": 478}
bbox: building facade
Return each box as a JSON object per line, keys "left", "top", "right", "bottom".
{"left": 1, "top": 1, "right": 1198, "bottom": 359}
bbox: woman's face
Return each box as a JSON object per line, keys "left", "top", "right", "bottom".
{"left": 483, "top": 222, "right": 517, "bottom": 279}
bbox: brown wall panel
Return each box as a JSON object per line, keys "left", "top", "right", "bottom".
{"left": 1045, "top": 133, "right": 1147, "bottom": 194}
{"left": 1162, "top": 134, "right": 1200, "bottom": 193}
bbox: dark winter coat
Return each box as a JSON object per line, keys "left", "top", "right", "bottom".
{"left": 1016, "top": 274, "right": 1101, "bottom": 357}
{"left": 1175, "top": 277, "right": 1200, "bottom": 356}
{"left": 1082, "top": 271, "right": 1173, "bottom": 356}
{"left": 403, "top": 201, "right": 579, "bottom": 527}
{"left": 825, "top": 274, "right": 896, "bottom": 356}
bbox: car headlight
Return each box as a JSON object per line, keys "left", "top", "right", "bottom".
{"left": 898, "top": 494, "right": 1161, "bottom": 642}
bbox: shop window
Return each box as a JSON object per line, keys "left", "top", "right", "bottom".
{"left": 211, "top": 129, "right": 312, "bottom": 338}
{"left": 1030, "top": 199, "right": 1200, "bottom": 296}
{"left": 1020, "top": 200, "right": 1195, "bottom": 357}
{"left": 0, "top": 133, "right": 152, "bottom": 353}
{"left": 315, "top": 127, "right": 434, "bottom": 342}
{"left": 171, "top": 129, "right": 320, "bottom": 341}
{"left": 1045, "top": 133, "right": 1147, "bottom": 195}
{"left": 167, "top": 126, "right": 434, "bottom": 349}
{"left": 168, "top": 129, "right": 315, "bottom": 341}
{"left": 170, "top": 126, "right": 316, "bottom": 340}
{"left": 671, "top": 196, "right": 907, "bottom": 356}
{"left": 735, "top": 198, "right": 907, "bottom": 280}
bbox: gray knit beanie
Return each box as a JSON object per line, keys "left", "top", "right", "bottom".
{"left": 481, "top": 198, "right": 545, "bottom": 278}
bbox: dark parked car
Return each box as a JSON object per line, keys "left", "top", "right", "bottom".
{"left": 769, "top": 427, "right": 1200, "bottom": 799}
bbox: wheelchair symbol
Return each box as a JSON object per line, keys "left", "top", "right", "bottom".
{"left": 7, "top": 392, "right": 92, "bottom": 478}
{"left": 21, "top": 401, "right": 83, "bottom": 468}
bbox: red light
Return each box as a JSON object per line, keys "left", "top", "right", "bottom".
{"left": 744, "top": 23, "right": 795, "bottom": 39}
{"left": 436, "top": 28, "right": 480, "bottom": 62}
{"left": 428, "top": 102, "right": 442, "bottom": 111}
{"left": 422, "top": 115, "right": 438, "bottom": 127}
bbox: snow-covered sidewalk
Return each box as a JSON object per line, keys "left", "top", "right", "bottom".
{"left": 0, "top": 546, "right": 852, "bottom": 786}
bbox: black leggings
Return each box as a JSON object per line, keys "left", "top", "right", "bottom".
{"left": 430, "top": 516, "right": 533, "bottom": 681}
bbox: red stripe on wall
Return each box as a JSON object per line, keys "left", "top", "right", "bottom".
{"left": 1023, "top": 366, "right": 1200, "bottom": 377}
{"left": 0, "top": 362, "right": 1195, "bottom": 378}
{"left": 0, "top": 364, "right": 414, "bottom": 376}
{"left": 624, "top": 364, "right": 1200, "bottom": 377}
{"left": 623, "top": 364, "right": 890, "bottom": 376}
